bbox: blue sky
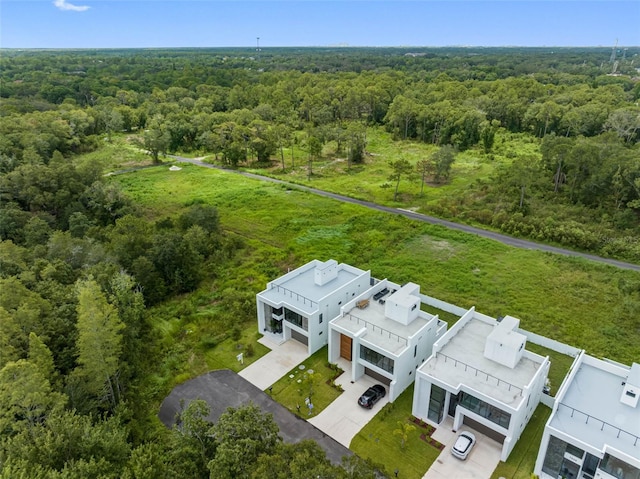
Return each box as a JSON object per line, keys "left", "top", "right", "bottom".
{"left": 2, "top": 1, "right": 639, "bottom": 48}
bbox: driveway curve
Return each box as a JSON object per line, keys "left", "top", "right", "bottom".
{"left": 168, "top": 155, "right": 640, "bottom": 272}
{"left": 158, "top": 369, "right": 352, "bottom": 465}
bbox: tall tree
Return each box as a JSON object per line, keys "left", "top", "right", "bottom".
{"left": 431, "top": 145, "right": 456, "bottom": 184}
{"left": 208, "top": 404, "right": 281, "bottom": 479}
{"left": 387, "top": 158, "right": 413, "bottom": 201}
{"left": 74, "top": 278, "right": 124, "bottom": 408}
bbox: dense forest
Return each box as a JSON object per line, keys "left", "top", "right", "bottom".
{"left": 0, "top": 47, "right": 639, "bottom": 478}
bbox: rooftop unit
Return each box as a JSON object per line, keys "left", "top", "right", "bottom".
{"left": 384, "top": 283, "right": 421, "bottom": 326}
{"left": 314, "top": 260, "right": 339, "bottom": 286}
{"left": 483, "top": 315, "right": 526, "bottom": 369}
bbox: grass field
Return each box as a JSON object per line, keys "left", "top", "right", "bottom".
{"left": 114, "top": 163, "right": 640, "bottom": 366}
{"left": 243, "top": 127, "right": 518, "bottom": 208}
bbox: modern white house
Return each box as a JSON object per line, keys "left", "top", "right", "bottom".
{"left": 256, "top": 259, "right": 371, "bottom": 356}
{"left": 328, "top": 279, "right": 448, "bottom": 402}
{"left": 534, "top": 353, "right": 640, "bottom": 479}
{"left": 412, "top": 308, "right": 550, "bottom": 462}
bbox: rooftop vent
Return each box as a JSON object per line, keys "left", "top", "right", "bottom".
{"left": 314, "top": 260, "right": 339, "bottom": 286}
{"left": 621, "top": 363, "right": 640, "bottom": 408}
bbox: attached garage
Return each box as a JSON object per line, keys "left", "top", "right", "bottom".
{"left": 290, "top": 329, "right": 308, "bottom": 346}
{"left": 462, "top": 416, "right": 505, "bottom": 444}
{"left": 364, "top": 367, "right": 392, "bottom": 386}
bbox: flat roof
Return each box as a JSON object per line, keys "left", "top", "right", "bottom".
{"left": 259, "top": 263, "right": 366, "bottom": 314}
{"left": 549, "top": 360, "right": 640, "bottom": 460}
{"left": 332, "top": 295, "right": 432, "bottom": 355}
{"left": 418, "top": 318, "right": 542, "bottom": 407}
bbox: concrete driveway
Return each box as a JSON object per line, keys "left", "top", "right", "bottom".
{"left": 422, "top": 417, "right": 502, "bottom": 479}
{"left": 238, "top": 336, "right": 308, "bottom": 390}
{"left": 309, "top": 359, "right": 389, "bottom": 447}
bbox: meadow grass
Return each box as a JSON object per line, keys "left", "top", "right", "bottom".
{"left": 113, "top": 163, "right": 640, "bottom": 365}
{"left": 350, "top": 384, "right": 443, "bottom": 479}
{"left": 243, "top": 127, "right": 531, "bottom": 209}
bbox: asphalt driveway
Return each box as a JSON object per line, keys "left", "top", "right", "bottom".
{"left": 158, "top": 369, "right": 352, "bottom": 465}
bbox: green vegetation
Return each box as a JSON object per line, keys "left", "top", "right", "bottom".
{"left": 1, "top": 47, "right": 639, "bottom": 478}
{"left": 351, "top": 385, "right": 443, "bottom": 479}
{"left": 491, "top": 404, "right": 552, "bottom": 479}
{"left": 113, "top": 164, "right": 640, "bottom": 365}
{"left": 269, "top": 346, "right": 343, "bottom": 416}
{"left": 204, "top": 328, "right": 270, "bottom": 373}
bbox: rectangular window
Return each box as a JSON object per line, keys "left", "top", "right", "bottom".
{"left": 599, "top": 454, "right": 640, "bottom": 479}
{"left": 359, "top": 345, "right": 394, "bottom": 374}
{"left": 459, "top": 393, "right": 511, "bottom": 429}
{"left": 428, "top": 384, "right": 446, "bottom": 423}
{"left": 414, "top": 345, "right": 417, "bottom": 357}
{"left": 284, "top": 309, "right": 307, "bottom": 331}
{"left": 319, "top": 313, "right": 323, "bottom": 324}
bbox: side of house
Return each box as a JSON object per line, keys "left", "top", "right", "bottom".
{"left": 534, "top": 353, "right": 640, "bottom": 479}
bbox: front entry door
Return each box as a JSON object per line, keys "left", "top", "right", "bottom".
{"left": 340, "top": 335, "right": 352, "bottom": 361}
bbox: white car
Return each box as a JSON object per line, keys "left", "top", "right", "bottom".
{"left": 451, "top": 431, "right": 476, "bottom": 460}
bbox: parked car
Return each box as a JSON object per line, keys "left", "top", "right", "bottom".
{"left": 357, "top": 384, "right": 386, "bottom": 409}
{"left": 451, "top": 431, "right": 476, "bottom": 460}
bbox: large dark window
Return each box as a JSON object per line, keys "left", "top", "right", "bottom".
{"left": 459, "top": 392, "right": 511, "bottom": 429}
{"left": 599, "top": 454, "right": 640, "bottom": 479}
{"left": 428, "top": 384, "right": 446, "bottom": 423}
{"left": 541, "top": 435, "right": 587, "bottom": 479}
{"left": 360, "top": 346, "right": 394, "bottom": 374}
{"left": 284, "top": 308, "right": 307, "bottom": 331}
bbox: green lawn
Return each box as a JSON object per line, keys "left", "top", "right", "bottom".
{"left": 269, "top": 346, "right": 343, "bottom": 417}
{"left": 491, "top": 404, "right": 552, "bottom": 479}
{"left": 351, "top": 385, "right": 443, "bottom": 479}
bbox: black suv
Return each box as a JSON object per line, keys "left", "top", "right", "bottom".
{"left": 357, "top": 384, "right": 386, "bottom": 409}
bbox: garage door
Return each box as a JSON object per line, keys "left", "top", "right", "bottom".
{"left": 340, "top": 335, "right": 352, "bottom": 360}
{"left": 290, "top": 329, "right": 308, "bottom": 346}
{"left": 364, "top": 367, "right": 391, "bottom": 386}
{"left": 462, "top": 416, "right": 505, "bottom": 444}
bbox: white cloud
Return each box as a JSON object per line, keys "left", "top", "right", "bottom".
{"left": 53, "top": 0, "right": 90, "bottom": 12}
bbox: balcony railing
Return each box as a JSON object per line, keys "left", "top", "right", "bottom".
{"left": 557, "top": 403, "right": 640, "bottom": 447}
{"left": 346, "top": 313, "right": 408, "bottom": 347}
{"left": 436, "top": 352, "right": 523, "bottom": 396}
{"left": 270, "top": 284, "right": 317, "bottom": 309}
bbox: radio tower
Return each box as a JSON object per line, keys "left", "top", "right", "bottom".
{"left": 609, "top": 39, "right": 618, "bottom": 63}
{"left": 256, "top": 37, "right": 261, "bottom": 60}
